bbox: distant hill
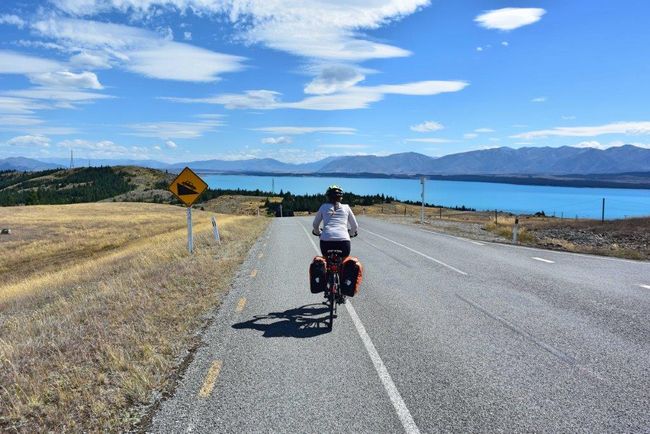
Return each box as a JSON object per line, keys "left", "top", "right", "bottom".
{"left": 0, "top": 157, "right": 62, "bottom": 171}
{"left": 8, "top": 145, "right": 650, "bottom": 178}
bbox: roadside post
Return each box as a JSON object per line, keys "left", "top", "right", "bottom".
{"left": 211, "top": 216, "right": 221, "bottom": 243}
{"left": 601, "top": 198, "right": 606, "bottom": 223}
{"left": 168, "top": 167, "right": 208, "bottom": 254}
{"left": 512, "top": 216, "right": 519, "bottom": 244}
{"left": 420, "top": 176, "right": 426, "bottom": 224}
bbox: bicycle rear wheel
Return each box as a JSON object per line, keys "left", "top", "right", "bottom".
{"left": 328, "top": 287, "right": 336, "bottom": 329}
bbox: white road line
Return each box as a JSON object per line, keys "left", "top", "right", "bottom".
{"left": 346, "top": 302, "right": 421, "bottom": 434}
{"left": 299, "top": 221, "right": 421, "bottom": 434}
{"left": 419, "top": 228, "right": 485, "bottom": 246}
{"left": 363, "top": 229, "right": 468, "bottom": 276}
{"left": 639, "top": 284, "right": 650, "bottom": 290}
{"left": 532, "top": 257, "right": 555, "bottom": 264}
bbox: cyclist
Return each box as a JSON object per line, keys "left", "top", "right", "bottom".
{"left": 312, "top": 185, "right": 359, "bottom": 257}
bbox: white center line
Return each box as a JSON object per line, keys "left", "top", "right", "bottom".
{"left": 419, "top": 228, "right": 485, "bottom": 246}
{"left": 299, "top": 221, "right": 421, "bottom": 434}
{"left": 364, "top": 228, "right": 468, "bottom": 275}
{"left": 532, "top": 257, "right": 555, "bottom": 264}
{"left": 639, "top": 284, "right": 650, "bottom": 290}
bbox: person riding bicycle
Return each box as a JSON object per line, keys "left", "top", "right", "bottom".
{"left": 312, "top": 185, "right": 358, "bottom": 258}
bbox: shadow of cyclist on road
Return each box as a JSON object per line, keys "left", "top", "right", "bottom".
{"left": 232, "top": 303, "right": 331, "bottom": 338}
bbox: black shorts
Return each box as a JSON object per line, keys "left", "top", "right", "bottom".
{"left": 320, "top": 240, "right": 351, "bottom": 258}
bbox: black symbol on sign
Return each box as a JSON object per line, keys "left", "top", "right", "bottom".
{"left": 177, "top": 180, "right": 198, "bottom": 196}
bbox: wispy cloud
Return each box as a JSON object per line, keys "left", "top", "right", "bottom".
{"left": 50, "top": 0, "right": 429, "bottom": 62}
{"left": 261, "top": 136, "right": 293, "bottom": 145}
{"left": 29, "top": 17, "right": 246, "bottom": 82}
{"left": 127, "top": 118, "right": 224, "bottom": 139}
{"left": 474, "top": 128, "right": 495, "bottom": 133}
{"left": 410, "top": 120, "right": 443, "bottom": 132}
{"left": 6, "top": 134, "right": 50, "bottom": 147}
{"left": 512, "top": 121, "right": 650, "bottom": 139}
{"left": 572, "top": 140, "right": 650, "bottom": 150}
{"left": 531, "top": 96, "right": 547, "bottom": 103}
{"left": 475, "top": 8, "right": 546, "bottom": 31}
{"left": 253, "top": 126, "right": 356, "bottom": 135}
{"left": 166, "top": 80, "right": 469, "bottom": 111}
{"left": 0, "top": 50, "right": 63, "bottom": 75}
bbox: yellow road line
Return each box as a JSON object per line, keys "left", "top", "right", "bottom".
{"left": 250, "top": 269, "right": 258, "bottom": 278}
{"left": 198, "top": 360, "right": 223, "bottom": 398}
{"left": 235, "top": 297, "right": 247, "bottom": 312}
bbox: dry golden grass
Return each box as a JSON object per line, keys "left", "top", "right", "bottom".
{"left": 201, "top": 195, "right": 281, "bottom": 216}
{"left": 0, "top": 202, "right": 268, "bottom": 431}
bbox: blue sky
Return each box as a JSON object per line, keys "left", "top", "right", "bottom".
{"left": 1, "top": 0, "right": 649, "bottom": 163}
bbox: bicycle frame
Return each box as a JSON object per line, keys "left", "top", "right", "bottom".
{"left": 325, "top": 250, "right": 343, "bottom": 329}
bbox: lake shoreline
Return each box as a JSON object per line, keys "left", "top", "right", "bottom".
{"left": 195, "top": 170, "right": 650, "bottom": 190}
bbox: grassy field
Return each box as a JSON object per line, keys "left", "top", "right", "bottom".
{"left": 0, "top": 202, "right": 268, "bottom": 431}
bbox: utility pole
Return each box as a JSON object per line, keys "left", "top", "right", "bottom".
{"left": 69, "top": 149, "right": 74, "bottom": 169}
{"left": 420, "top": 176, "right": 425, "bottom": 224}
{"left": 601, "top": 198, "right": 605, "bottom": 223}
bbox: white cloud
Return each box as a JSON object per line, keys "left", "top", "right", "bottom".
{"left": 405, "top": 138, "right": 453, "bottom": 143}
{"left": 305, "top": 65, "right": 365, "bottom": 95}
{"left": 50, "top": 0, "right": 428, "bottom": 62}
{"left": 0, "top": 96, "right": 49, "bottom": 114}
{"left": 3, "top": 88, "right": 111, "bottom": 103}
{"left": 31, "top": 17, "right": 246, "bottom": 82}
{"left": 531, "top": 96, "right": 547, "bottom": 103}
{"left": 476, "top": 47, "right": 483, "bottom": 52}
{"left": 261, "top": 136, "right": 293, "bottom": 145}
{"left": 164, "top": 140, "right": 178, "bottom": 149}
{"left": 253, "top": 126, "right": 356, "bottom": 135}
{"left": 6, "top": 135, "right": 51, "bottom": 147}
{"left": 475, "top": 8, "right": 546, "bottom": 31}
{"left": 128, "top": 119, "right": 224, "bottom": 139}
{"left": 562, "top": 115, "right": 576, "bottom": 120}
{"left": 501, "top": 41, "right": 509, "bottom": 47}
{"left": 70, "top": 51, "right": 111, "bottom": 69}
{"left": 0, "top": 50, "right": 62, "bottom": 75}
{"left": 463, "top": 133, "right": 478, "bottom": 139}
{"left": 0, "top": 14, "right": 26, "bottom": 28}
{"left": 183, "top": 31, "right": 192, "bottom": 41}
{"left": 167, "top": 80, "right": 469, "bottom": 111}
{"left": 0, "top": 115, "right": 43, "bottom": 126}
{"left": 474, "top": 128, "right": 495, "bottom": 133}
{"left": 512, "top": 121, "right": 650, "bottom": 139}
{"left": 410, "top": 120, "right": 443, "bottom": 132}
{"left": 572, "top": 140, "right": 650, "bottom": 150}
{"left": 29, "top": 71, "right": 103, "bottom": 89}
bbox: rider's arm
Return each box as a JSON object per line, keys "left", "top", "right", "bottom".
{"left": 347, "top": 206, "right": 359, "bottom": 235}
{"left": 312, "top": 206, "right": 323, "bottom": 235}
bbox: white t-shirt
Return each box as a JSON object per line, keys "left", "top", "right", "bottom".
{"left": 312, "top": 202, "right": 359, "bottom": 241}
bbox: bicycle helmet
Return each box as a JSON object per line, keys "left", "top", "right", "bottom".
{"left": 326, "top": 184, "right": 343, "bottom": 198}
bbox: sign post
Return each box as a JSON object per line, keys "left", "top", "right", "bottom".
{"left": 169, "top": 167, "right": 209, "bottom": 254}
{"left": 420, "top": 176, "right": 426, "bottom": 224}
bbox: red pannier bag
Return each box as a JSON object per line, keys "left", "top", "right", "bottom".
{"left": 340, "top": 257, "right": 363, "bottom": 297}
{"left": 309, "top": 256, "right": 327, "bottom": 293}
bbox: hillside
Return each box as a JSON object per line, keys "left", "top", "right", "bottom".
{"left": 0, "top": 166, "right": 173, "bottom": 206}
{"left": 12, "top": 145, "right": 650, "bottom": 178}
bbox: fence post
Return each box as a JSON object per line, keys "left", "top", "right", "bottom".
{"left": 495, "top": 209, "right": 498, "bottom": 225}
{"left": 512, "top": 216, "right": 519, "bottom": 244}
{"left": 601, "top": 198, "right": 605, "bottom": 223}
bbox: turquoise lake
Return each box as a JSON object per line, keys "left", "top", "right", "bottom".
{"left": 203, "top": 174, "right": 650, "bottom": 219}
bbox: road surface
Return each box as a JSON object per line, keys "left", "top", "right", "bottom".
{"left": 150, "top": 216, "right": 650, "bottom": 433}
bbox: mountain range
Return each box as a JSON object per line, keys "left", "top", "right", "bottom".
{"left": 3, "top": 145, "right": 649, "bottom": 176}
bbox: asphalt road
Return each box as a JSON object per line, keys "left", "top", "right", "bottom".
{"left": 150, "top": 216, "right": 650, "bottom": 433}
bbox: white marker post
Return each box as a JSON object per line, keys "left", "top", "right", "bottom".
{"left": 187, "top": 206, "right": 193, "bottom": 253}
{"left": 512, "top": 216, "right": 519, "bottom": 244}
{"left": 211, "top": 216, "right": 221, "bottom": 243}
{"left": 420, "top": 176, "right": 426, "bottom": 224}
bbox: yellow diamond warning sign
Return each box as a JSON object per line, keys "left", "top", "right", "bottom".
{"left": 169, "top": 167, "right": 208, "bottom": 207}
